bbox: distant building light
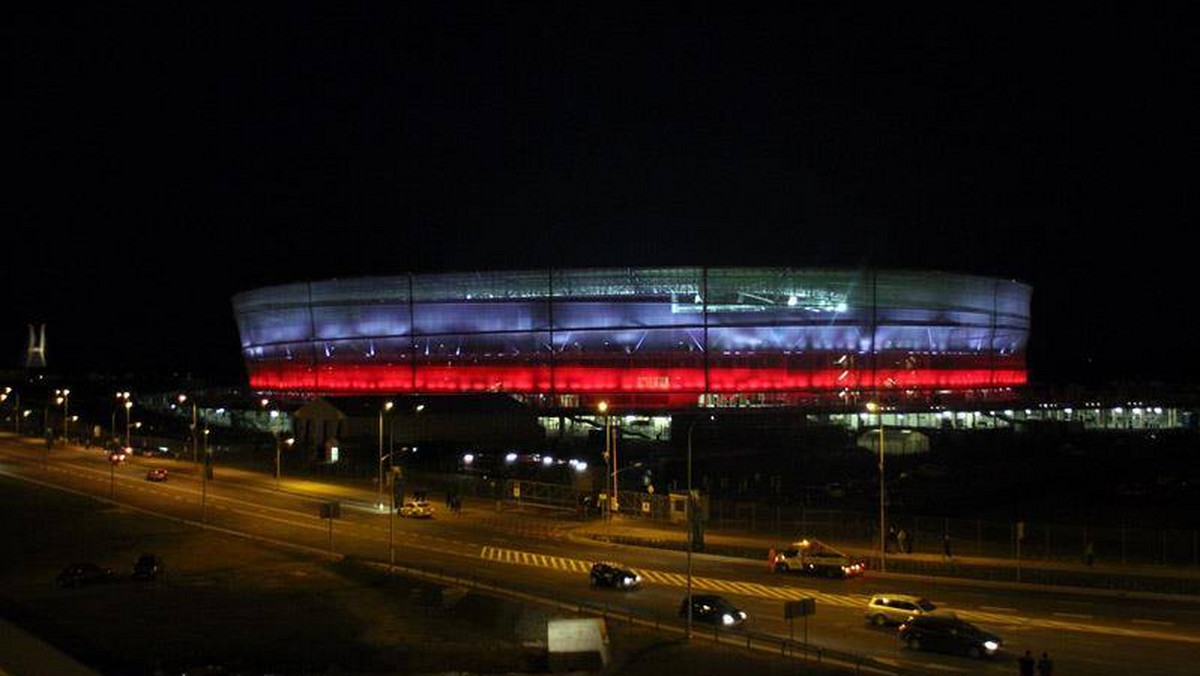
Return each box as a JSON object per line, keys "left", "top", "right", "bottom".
{"left": 542, "top": 456, "right": 554, "bottom": 466}
{"left": 462, "top": 453, "right": 474, "bottom": 465}
{"left": 330, "top": 446, "right": 339, "bottom": 462}
{"left": 1154, "top": 407, "right": 1163, "bottom": 415}
{"left": 574, "top": 461, "right": 588, "bottom": 472}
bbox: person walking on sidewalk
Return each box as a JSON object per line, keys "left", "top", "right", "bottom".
{"left": 942, "top": 532, "right": 953, "bottom": 561}
{"left": 1018, "top": 650, "right": 1035, "bottom": 676}
{"left": 897, "top": 528, "right": 909, "bottom": 555}
{"left": 1036, "top": 651, "right": 1053, "bottom": 676}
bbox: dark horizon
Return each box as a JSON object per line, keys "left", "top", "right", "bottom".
{"left": 8, "top": 4, "right": 1196, "bottom": 387}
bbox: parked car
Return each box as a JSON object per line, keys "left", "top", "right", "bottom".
{"left": 399, "top": 500, "right": 434, "bottom": 518}
{"left": 146, "top": 468, "right": 169, "bottom": 482}
{"left": 679, "top": 594, "right": 747, "bottom": 627}
{"left": 133, "top": 554, "right": 162, "bottom": 580}
{"left": 589, "top": 562, "right": 641, "bottom": 590}
{"left": 56, "top": 562, "right": 116, "bottom": 588}
{"left": 865, "top": 594, "right": 945, "bottom": 626}
{"left": 898, "top": 616, "right": 1001, "bottom": 659}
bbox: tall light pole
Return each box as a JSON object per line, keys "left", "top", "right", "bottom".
{"left": 178, "top": 394, "right": 198, "bottom": 463}
{"left": 867, "top": 401, "right": 886, "bottom": 572}
{"left": 124, "top": 400, "right": 133, "bottom": 449}
{"left": 378, "top": 400, "right": 393, "bottom": 509}
{"left": 1, "top": 388, "right": 18, "bottom": 435}
{"left": 60, "top": 389, "right": 70, "bottom": 442}
{"left": 114, "top": 392, "right": 131, "bottom": 446}
{"left": 686, "top": 413, "right": 714, "bottom": 639}
{"left": 598, "top": 401, "right": 611, "bottom": 519}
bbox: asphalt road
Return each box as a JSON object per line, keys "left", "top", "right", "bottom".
{"left": 3, "top": 437, "right": 1198, "bottom": 676}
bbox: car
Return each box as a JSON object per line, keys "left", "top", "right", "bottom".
{"left": 865, "top": 594, "right": 946, "bottom": 626}
{"left": 679, "top": 594, "right": 747, "bottom": 628}
{"left": 109, "top": 448, "right": 130, "bottom": 463}
{"left": 146, "top": 468, "right": 169, "bottom": 482}
{"left": 133, "top": 554, "right": 162, "bottom": 580}
{"left": 898, "top": 616, "right": 1001, "bottom": 659}
{"left": 399, "top": 500, "right": 434, "bottom": 518}
{"left": 773, "top": 538, "right": 866, "bottom": 578}
{"left": 589, "top": 562, "right": 641, "bottom": 590}
{"left": 56, "top": 562, "right": 116, "bottom": 588}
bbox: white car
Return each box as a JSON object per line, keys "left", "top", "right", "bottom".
{"left": 399, "top": 500, "right": 434, "bottom": 518}
{"left": 865, "top": 594, "right": 947, "bottom": 627}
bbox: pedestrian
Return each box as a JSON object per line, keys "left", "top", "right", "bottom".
{"left": 942, "top": 532, "right": 953, "bottom": 561}
{"left": 1018, "top": 650, "right": 1035, "bottom": 676}
{"left": 897, "top": 529, "right": 909, "bottom": 555}
{"left": 1084, "top": 541, "right": 1095, "bottom": 567}
{"left": 1036, "top": 651, "right": 1053, "bottom": 676}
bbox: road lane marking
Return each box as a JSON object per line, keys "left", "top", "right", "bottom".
{"left": 1132, "top": 619, "right": 1175, "bottom": 626}
{"left": 1052, "top": 612, "right": 1093, "bottom": 619}
{"left": 980, "top": 606, "right": 1017, "bottom": 612}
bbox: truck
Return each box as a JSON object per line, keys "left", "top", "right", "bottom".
{"left": 772, "top": 538, "right": 866, "bottom": 578}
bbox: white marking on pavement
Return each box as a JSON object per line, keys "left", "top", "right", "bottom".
{"left": 980, "top": 606, "right": 1017, "bottom": 612}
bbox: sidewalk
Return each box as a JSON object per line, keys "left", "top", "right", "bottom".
{"left": 571, "top": 516, "right": 1200, "bottom": 598}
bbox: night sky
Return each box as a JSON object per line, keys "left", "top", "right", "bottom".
{"left": 7, "top": 4, "right": 1196, "bottom": 385}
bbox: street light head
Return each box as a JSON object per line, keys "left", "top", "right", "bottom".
{"left": 384, "top": 401, "right": 394, "bottom": 412}
{"left": 23, "top": 410, "right": 31, "bottom": 417}
{"left": 215, "top": 408, "right": 226, "bottom": 414}
{"left": 63, "top": 389, "right": 70, "bottom": 396}
{"left": 260, "top": 398, "right": 269, "bottom": 408}
{"left": 71, "top": 415, "right": 78, "bottom": 421}
{"left": 177, "top": 394, "right": 187, "bottom": 403}
{"left": 866, "top": 402, "right": 880, "bottom": 413}
{"left": 55, "top": 397, "right": 64, "bottom": 405}
{"left": 415, "top": 403, "right": 425, "bottom": 413}
{"left": 597, "top": 401, "right": 608, "bottom": 414}
{"left": 125, "top": 401, "right": 133, "bottom": 410}
{"left": 269, "top": 410, "right": 279, "bottom": 419}
{"left": 285, "top": 437, "right": 295, "bottom": 446}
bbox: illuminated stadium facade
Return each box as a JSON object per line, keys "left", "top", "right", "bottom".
{"left": 232, "top": 268, "right": 1030, "bottom": 409}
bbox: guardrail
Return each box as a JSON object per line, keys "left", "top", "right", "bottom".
{"left": 359, "top": 558, "right": 912, "bottom": 676}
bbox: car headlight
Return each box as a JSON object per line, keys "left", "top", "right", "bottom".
{"left": 983, "top": 640, "right": 999, "bottom": 652}
{"left": 738, "top": 611, "right": 747, "bottom": 619}
{"left": 722, "top": 613, "right": 735, "bottom": 625}
{"left": 622, "top": 577, "right": 634, "bottom": 586}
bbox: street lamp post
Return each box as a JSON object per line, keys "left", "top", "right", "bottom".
{"left": 59, "top": 389, "right": 70, "bottom": 442}
{"left": 378, "top": 400, "right": 393, "bottom": 509}
{"left": 597, "top": 401, "right": 611, "bottom": 520}
{"left": 685, "top": 414, "right": 714, "bottom": 639}
{"left": 867, "top": 402, "right": 886, "bottom": 572}
{"left": 178, "top": 394, "right": 198, "bottom": 463}
{"left": 124, "top": 400, "right": 133, "bottom": 449}
{"left": 1, "top": 388, "right": 18, "bottom": 435}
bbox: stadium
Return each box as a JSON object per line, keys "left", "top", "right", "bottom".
{"left": 232, "top": 268, "right": 1030, "bottom": 409}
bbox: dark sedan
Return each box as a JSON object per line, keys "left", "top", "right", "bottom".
{"left": 679, "top": 594, "right": 747, "bottom": 628}
{"left": 589, "top": 562, "right": 641, "bottom": 590}
{"left": 57, "top": 563, "right": 116, "bottom": 588}
{"left": 898, "top": 616, "right": 1002, "bottom": 659}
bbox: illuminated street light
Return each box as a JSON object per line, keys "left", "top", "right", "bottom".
{"left": 505, "top": 452, "right": 518, "bottom": 463}
{"left": 378, "top": 400, "right": 394, "bottom": 510}
{"left": 124, "top": 400, "right": 134, "bottom": 449}
{"left": 866, "top": 401, "right": 886, "bottom": 572}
